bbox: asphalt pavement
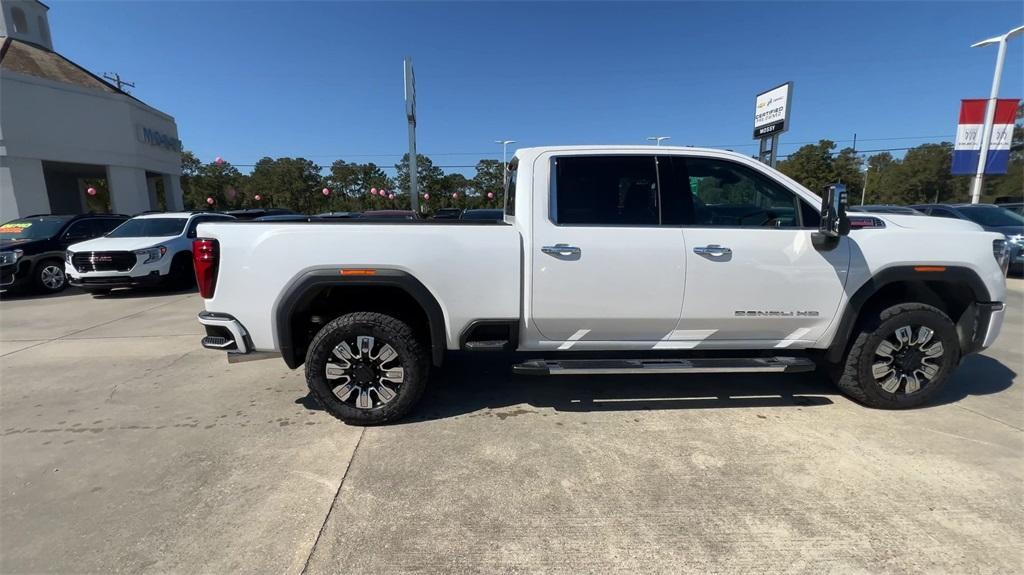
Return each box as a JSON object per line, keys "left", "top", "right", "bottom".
{"left": 1, "top": 282, "right": 1021, "bottom": 574}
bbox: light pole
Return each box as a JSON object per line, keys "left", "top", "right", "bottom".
{"left": 861, "top": 162, "right": 871, "bottom": 206}
{"left": 968, "top": 25, "right": 1024, "bottom": 204}
{"left": 493, "top": 139, "right": 516, "bottom": 192}
{"left": 646, "top": 136, "right": 671, "bottom": 146}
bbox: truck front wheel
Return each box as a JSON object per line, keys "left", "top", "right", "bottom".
{"left": 836, "top": 302, "right": 960, "bottom": 409}
{"left": 304, "top": 312, "right": 429, "bottom": 425}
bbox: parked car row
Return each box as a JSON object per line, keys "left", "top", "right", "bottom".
{"left": 1, "top": 211, "right": 234, "bottom": 295}
{"left": 0, "top": 206, "right": 508, "bottom": 296}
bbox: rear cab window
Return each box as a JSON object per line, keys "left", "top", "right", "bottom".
{"left": 550, "top": 155, "right": 661, "bottom": 226}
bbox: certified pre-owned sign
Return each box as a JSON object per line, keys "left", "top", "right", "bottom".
{"left": 753, "top": 82, "right": 792, "bottom": 139}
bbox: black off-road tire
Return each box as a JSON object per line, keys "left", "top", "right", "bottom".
{"left": 835, "top": 302, "right": 960, "bottom": 409}
{"left": 305, "top": 312, "right": 429, "bottom": 425}
{"left": 34, "top": 258, "right": 67, "bottom": 294}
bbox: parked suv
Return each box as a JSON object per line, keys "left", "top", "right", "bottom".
{"left": 0, "top": 213, "right": 128, "bottom": 293}
{"left": 66, "top": 212, "right": 234, "bottom": 294}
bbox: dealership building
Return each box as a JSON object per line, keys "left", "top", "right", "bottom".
{"left": 0, "top": 0, "right": 184, "bottom": 220}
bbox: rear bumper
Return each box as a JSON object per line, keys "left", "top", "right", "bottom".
{"left": 197, "top": 311, "right": 253, "bottom": 354}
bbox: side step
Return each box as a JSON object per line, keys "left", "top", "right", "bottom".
{"left": 512, "top": 357, "right": 816, "bottom": 376}
{"left": 201, "top": 335, "right": 237, "bottom": 350}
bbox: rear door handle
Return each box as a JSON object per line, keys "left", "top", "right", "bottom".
{"left": 693, "top": 244, "right": 731, "bottom": 257}
{"left": 542, "top": 244, "right": 581, "bottom": 257}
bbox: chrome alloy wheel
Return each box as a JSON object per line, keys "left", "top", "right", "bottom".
{"left": 40, "top": 264, "right": 65, "bottom": 290}
{"left": 325, "top": 335, "right": 405, "bottom": 410}
{"left": 872, "top": 325, "right": 944, "bottom": 395}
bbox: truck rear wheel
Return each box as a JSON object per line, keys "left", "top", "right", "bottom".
{"left": 835, "top": 302, "right": 959, "bottom": 409}
{"left": 304, "top": 312, "right": 429, "bottom": 425}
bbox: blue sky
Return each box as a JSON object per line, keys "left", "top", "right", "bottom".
{"left": 50, "top": 1, "right": 1024, "bottom": 174}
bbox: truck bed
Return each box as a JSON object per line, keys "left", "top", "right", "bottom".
{"left": 196, "top": 221, "right": 522, "bottom": 352}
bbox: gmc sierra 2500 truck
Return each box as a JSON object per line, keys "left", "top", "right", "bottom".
{"left": 194, "top": 146, "right": 1008, "bottom": 425}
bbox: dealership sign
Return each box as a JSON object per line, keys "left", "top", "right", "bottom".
{"left": 951, "top": 98, "right": 1019, "bottom": 175}
{"left": 753, "top": 82, "right": 792, "bottom": 139}
{"left": 136, "top": 125, "right": 183, "bottom": 153}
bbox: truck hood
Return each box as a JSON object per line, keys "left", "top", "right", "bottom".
{"left": 68, "top": 236, "right": 178, "bottom": 253}
{"left": 877, "top": 214, "right": 984, "bottom": 233}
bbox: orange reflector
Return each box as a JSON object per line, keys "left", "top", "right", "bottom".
{"left": 913, "top": 266, "right": 946, "bottom": 273}
{"left": 340, "top": 269, "right": 376, "bottom": 276}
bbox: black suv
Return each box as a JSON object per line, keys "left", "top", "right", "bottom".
{"left": 0, "top": 213, "right": 129, "bottom": 294}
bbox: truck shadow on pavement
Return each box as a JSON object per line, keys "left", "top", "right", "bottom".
{"left": 298, "top": 352, "right": 1016, "bottom": 422}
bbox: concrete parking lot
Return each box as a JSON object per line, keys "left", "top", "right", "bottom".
{"left": 1, "top": 283, "right": 1021, "bottom": 574}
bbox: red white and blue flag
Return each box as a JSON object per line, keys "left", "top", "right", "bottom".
{"left": 952, "top": 98, "right": 1019, "bottom": 175}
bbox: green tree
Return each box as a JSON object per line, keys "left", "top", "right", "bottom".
{"left": 778, "top": 140, "right": 837, "bottom": 195}
{"left": 896, "top": 142, "right": 957, "bottom": 204}
{"left": 247, "top": 157, "right": 323, "bottom": 213}
{"left": 395, "top": 154, "right": 444, "bottom": 198}
{"left": 831, "top": 147, "right": 864, "bottom": 195}
{"left": 181, "top": 155, "right": 245, "bottom": 210}
{"left": 472, "top": 159, "right": 504, "bottom": 201}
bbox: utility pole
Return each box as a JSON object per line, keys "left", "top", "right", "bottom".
{"left": 646, "top": 136, "right": 671, "bottom": 146}
{"left": 103, "top": 72, "right": 134, "bottom": 93}
{"left": 968, "top": 25, "right": 1024, "bottom": 204}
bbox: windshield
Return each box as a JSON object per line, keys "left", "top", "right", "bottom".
{"left": 958, "top": 206, "right": 1024, "bottom": 227}
{"left": 0, "top": 216, "right": 71, "bottom": 241}
{"left": 107, "top": 218, "right": 187, "bottom": 238}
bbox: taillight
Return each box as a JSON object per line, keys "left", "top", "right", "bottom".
{"left": 193, "top": 239, "right": 219, "bottom": 298}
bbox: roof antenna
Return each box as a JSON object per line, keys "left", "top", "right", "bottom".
{"left": 102, "top": 72, "right": 135, "bottom": 93}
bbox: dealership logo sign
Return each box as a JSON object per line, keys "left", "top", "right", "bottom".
{"left": 137, "top": 125, "right": 183, "bottom": 153}
{"left": 753, "top": 82, "right": 792, "bottom": 139}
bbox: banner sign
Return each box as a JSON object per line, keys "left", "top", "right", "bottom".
{"left": 952, "top": 98, "right": 1019, "bottom": 175}
{"left": 753, "top": 82, "right": 792, "bottom": 139}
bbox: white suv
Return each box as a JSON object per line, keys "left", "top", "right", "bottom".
{"left": 66, "top": 212, "right": 234, "bottom": 294}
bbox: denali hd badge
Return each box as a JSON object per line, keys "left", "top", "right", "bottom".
{"left": 735, "top": 310, "right": 819, "bottom": 317}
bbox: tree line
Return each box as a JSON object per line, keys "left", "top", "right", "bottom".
{"left": 180, "top": 104, "right": 1022, "bottom": 213}
{"left": 778, "top": 104, "right": 1022, "bottom": 205}
{"left": 180, "top": 152, "right": 505, "bottom": 214}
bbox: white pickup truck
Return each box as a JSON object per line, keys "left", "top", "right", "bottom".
{"left": 194, "top": 146, "right": 1009, "bottom": 425}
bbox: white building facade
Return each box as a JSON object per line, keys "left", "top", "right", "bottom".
{"left": 0, "top": 0, "right": 184, "bottom": 220}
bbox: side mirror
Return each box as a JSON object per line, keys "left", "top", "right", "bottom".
{"left": 812, "top": 183, "right": 850, "bottom": 250}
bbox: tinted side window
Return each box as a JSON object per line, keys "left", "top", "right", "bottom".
{"left": 63, "top": 220, "right": 95, "bottom": 240}
{"left": 930, "top": 208, "right": 958, "bottom": 219}
{"left": 684, "top": 158, "right": 802, "bottom": 228}
{"left": 96, "top": 218, "right": 124, "bottom": 234}
{"left": 553, "top": 156, "right": 659, "bottom": 226}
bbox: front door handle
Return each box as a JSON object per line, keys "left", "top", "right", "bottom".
{"left": 693, "top": 244, "right": 732, "bottom": 257}
{"left": 542, "top": 244, "right": 581, "bottom": 257}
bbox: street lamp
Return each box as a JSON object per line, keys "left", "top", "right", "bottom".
{"left": 646, "top": 136, "right": 671, "bottom": 146}
{"left": 495, "top": 140, "right": 516, "bottom": 167}
{"left": 495, "top": 140, "right": 516, "bottom": 194}
{"left": 968, "top": 24, "right": 1024, "bottom": 204}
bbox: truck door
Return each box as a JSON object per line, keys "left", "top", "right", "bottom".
{"left": 529, "top": 154, "right": 686, "bottom": 346}
{"left": 676, "top": 156, "right": 850, "bottom": 348}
